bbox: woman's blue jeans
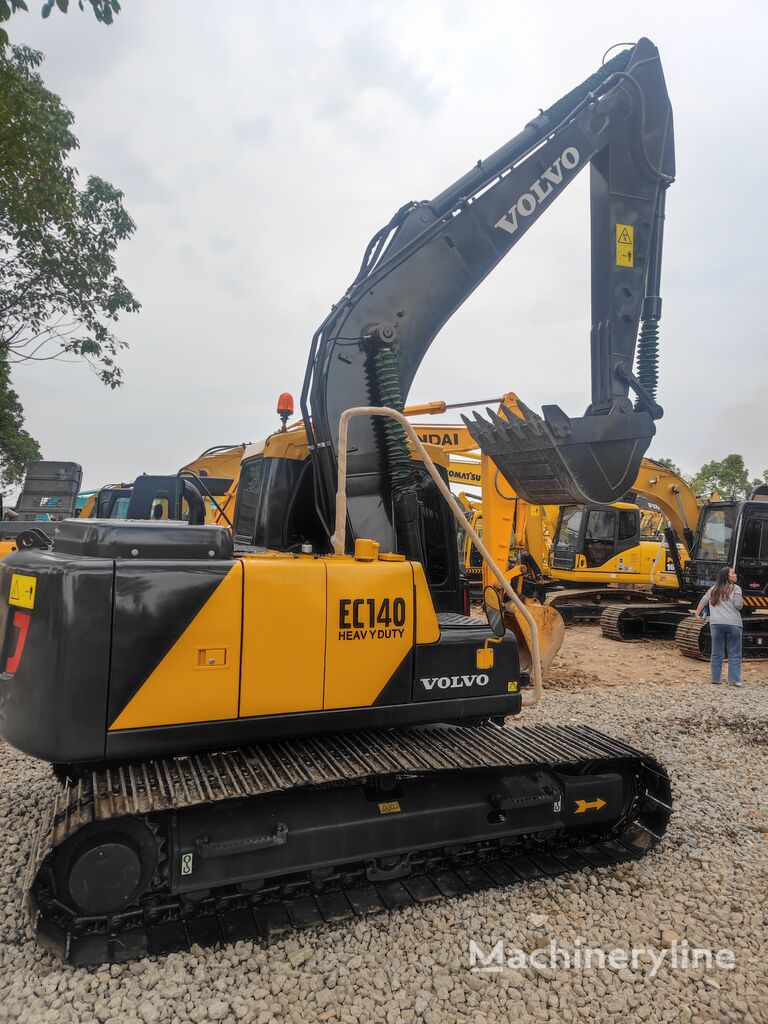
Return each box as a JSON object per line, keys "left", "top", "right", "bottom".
{"left": 710, "top": 624, "right": 743, "bottom": 683}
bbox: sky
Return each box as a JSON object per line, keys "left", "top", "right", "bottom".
{"left": 7, "top": 0, "right": 768, "bottom": 490}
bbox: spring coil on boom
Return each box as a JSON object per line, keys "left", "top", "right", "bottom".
{"left": 634, "top": 317, "right": 659, "bottom": 409}
{"left": 367, "top": 343, "right": 414, "bottom": 489}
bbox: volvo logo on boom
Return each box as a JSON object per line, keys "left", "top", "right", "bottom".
{"left": 495, "top": 147, "right": 580, "bottom": 235}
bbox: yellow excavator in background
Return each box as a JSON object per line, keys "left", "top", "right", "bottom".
{"left": 79, "top": 445, "right": 245, "bottom": 524}
{"left": 411, "top": 396, "right": 689, "bottom": 621}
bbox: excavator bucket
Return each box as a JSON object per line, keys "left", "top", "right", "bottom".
{"left": 464, "top": 403, "right": 655, "bottom": 506}
{"left": 506, "top": 598, "right": 566, "bottom": 676}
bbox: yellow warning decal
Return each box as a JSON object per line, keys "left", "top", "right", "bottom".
{"left": 574, "top": 797, "right": 606, "bottom": 814}
{"left": 378, "top": 801, "right": 401, "bottom": 814}
{"left": 9, "top": 573, "right": 36, "bottom": 610}
{"left": 616, "top": 224, "right": 634, "bottom": 267}
{"left": 507, "top": 681, "right": 519, "bottom": 693}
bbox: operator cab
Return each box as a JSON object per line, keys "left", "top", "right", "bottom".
{"left": 686, "top": 496, "right": 768, "bottom": 600}
{"left": 551, "top": 503, "right": 641, "bottom": 571}
{"left": 233, "top": 436, "right": 465, "bottom": 614}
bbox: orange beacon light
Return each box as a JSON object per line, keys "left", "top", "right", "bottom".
{"left": 277, "top": 392, "right": 295, "bottom": 431}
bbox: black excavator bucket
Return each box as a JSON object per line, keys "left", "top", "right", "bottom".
{"left": 463, "top": 402, "right": 655, "bottom": 505}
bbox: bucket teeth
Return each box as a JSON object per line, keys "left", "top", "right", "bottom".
{"left": 463, "top": 404, "right": 655, "bottom": 505}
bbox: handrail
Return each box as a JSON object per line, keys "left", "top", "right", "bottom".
{"left": 332, "top": 407, "right": 542, "bottom": 706}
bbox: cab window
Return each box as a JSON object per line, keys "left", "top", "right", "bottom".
{"left": 584, "top": 508, "right": 616, "bottom": 567}
{"left": 697, "top": 506, "right": 736, "bottom": 561}
{"left": 741, "top": 517, "right": 768, "bottom": 560}
{"left": 111, "top": 497, "right": 131, "bottom": 519}
{"left": 618, "top": 509, "right": 638, "bottom": 542}
{"left": 554, "top": 506, "right": 584, "bottom": 553}
{"left": 234, "top": 456, "right": 263, "bottom": 545}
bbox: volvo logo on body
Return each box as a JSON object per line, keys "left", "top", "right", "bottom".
{"left": 495, "top": 147, "right": 580, "bottom": 235}
{"left": 420, "top": 674, "right": 490, "bottom": 691}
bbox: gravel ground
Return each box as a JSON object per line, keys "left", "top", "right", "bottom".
{"left": 0, "top": 629, "right": 766, "bottom": 1024}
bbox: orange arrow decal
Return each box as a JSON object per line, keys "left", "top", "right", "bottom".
{"left": 574, "top": 797, "right": 606, "bottom": 814}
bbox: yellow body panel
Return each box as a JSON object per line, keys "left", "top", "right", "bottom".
{"left": 181, "top": 445, "right": 245, "bottom": 480}
{"left": 109, "top": 550, "right": 446, "bottom": 730}
{"left": 555, "top": 539, "right": 683, "bottom": 588}
{"left": 240, "top": 555, "right": 327, "bottom": 716}
{"left": 110, "top": 563, "right": 244, "bottom": 729}
{"left": 324, "top": 559, "right": 415, "bottom": 710}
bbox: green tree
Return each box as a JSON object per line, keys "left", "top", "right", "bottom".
{"left": 1, "top": 46, "right": 139, "bottom": 389}
{"left": 0, "top": 0, "right": 121, "bottom": 46}
{"left": 0, "top": 351, "right": 41, "bottom": 490}
{"left": 690, "top": 454, "right": 754, "bottom": 499}
{"left": 651, "top": 456, "right": 682, "bottom": 475}
{"left": 0, "top": 44, "right": 137, "bottom": 487}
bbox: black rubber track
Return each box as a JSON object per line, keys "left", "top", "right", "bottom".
{"left": 25, "top": 723, "right": 672, "bottom": 965}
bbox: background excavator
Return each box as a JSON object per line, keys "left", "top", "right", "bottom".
{"left": 412, "top": 399, "right": 685, "bottom": 619}
{"left": 0, "top": 39, "right": 676, "bottom": 964}
{"left": 78, "top": 445, "right": 245, "bottom": 524}
{"left": 417, "top": 413, "right": 765, "bottom": 655}
{"left": 601, "top": 480, "right": 768, "bottom": 658}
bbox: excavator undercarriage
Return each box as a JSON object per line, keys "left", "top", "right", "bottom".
{"left": 30, "top": 724, "right": 671, "bottom": 966}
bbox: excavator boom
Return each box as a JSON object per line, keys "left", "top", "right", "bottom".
{"left": 303, "top": 38, "right": 674, "bottom": 554}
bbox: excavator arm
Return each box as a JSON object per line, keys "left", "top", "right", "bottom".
{"left": 629, "top": 458, "right": 700, "bottom": 553}
{"left": 302, "top": 38, "right": 674, "bottom": 555}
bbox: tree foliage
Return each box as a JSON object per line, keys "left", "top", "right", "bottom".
{"left": 0, "top": 350, "right": 41, "bottom": 490}
{"left": 689, "top": 454, "right": 756, "bottom": 499}
{"left": 0, "top": 0, "right": 121, "bottom": 45}
{"left": 0, "top": 45, "right": 139, "bottom": 387}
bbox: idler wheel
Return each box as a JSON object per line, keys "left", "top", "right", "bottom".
{"left": 52, "top": 817, "right": 158, "bottom": 916}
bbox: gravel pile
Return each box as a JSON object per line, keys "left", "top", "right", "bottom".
{"left": 1, "top": 633, "right": 766, "bottom": 1024}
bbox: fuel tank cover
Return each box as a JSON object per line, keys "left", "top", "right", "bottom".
{"left": 51, "top": 519, "right": 234, "bottom": 560}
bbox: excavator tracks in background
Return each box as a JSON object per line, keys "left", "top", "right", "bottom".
{"left": 602, "top": 604, "right": 768, "bottom": 659}
{"left": 674, "top": 618, "right": 709, "bottom": 660}
{"left": 27, "top": 723, "right": 671, "bottom": 965}
{"left": 599, "top": 602, "right": 687, "bottom": 644}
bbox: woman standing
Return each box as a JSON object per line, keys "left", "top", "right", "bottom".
{"left": 695, "top": 566, "right": 744, "bottom": 685}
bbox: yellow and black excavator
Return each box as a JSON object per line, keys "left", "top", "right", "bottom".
{"left": 0, "top": 40, "right": 676, "bottom": 964}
